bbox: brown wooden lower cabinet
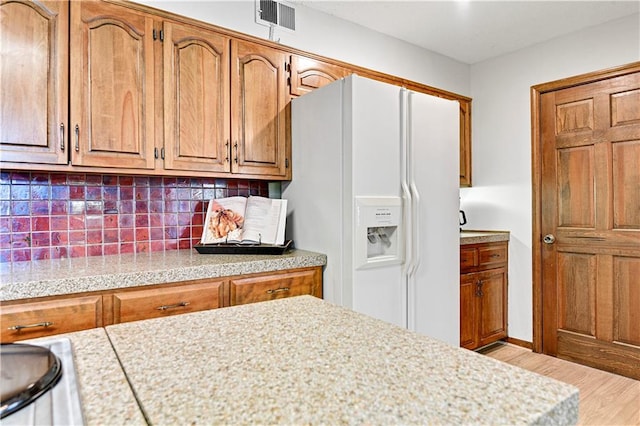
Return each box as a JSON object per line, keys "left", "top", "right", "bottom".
{"left": 230, "top": 267, "right": 322, "bottom": 305}
{"left": 1, "top": 295, "right": 103, "bottom": 343}
{"left": 1, "top": 266, "right": 323, "bottom": 342}
{"left": 460, "top": 241, "right": 508, "bottom": 350}
{"left": 106, "top": 279, "right": 227, "bottom": 324}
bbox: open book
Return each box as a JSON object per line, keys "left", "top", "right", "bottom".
{"left": 201, "top": 196, "right": 288, "bottom": 246}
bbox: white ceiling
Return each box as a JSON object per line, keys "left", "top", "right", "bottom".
{"left": 290, "top": 1, "right": 640, "bottom": 64}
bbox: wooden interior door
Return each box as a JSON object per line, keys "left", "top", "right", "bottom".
{"left": 533, "top": 63, "right": 640, "bottom": 380}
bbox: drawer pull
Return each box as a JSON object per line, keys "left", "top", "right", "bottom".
{"left": 489, "top": 253, "right": 502, "bottom": 258}
{"left": 8, "top": 321, "right": 54, "bottom": 331}
{"left": 266, "top": 287, "right": 290, "bottom": 295}
{"left": 156, "top": 302, "right": 190, "bottom": 311}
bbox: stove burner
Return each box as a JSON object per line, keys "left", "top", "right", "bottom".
{"left": 0, "top": 343, "right": 63, "bottom": 418}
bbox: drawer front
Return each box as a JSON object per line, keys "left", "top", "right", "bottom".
{"left": 460, "top": 248, "right": 478, "bottom": 269}
{"left": 1, "top": 296, "right": 103, "bottom": 343}
{"left": 478, "top": 244, "right": 508, "bottom": 267}
{"left": 230, "top": 268, "right": 322, "bottom": 306}
{"left": 111, "top": 281, "right": 225, "bottom": 324}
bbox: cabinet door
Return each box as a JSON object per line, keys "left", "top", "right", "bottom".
{"left": 289, "top": 55, "right": 350, "bottom": 97}
{"left": 162, "top": 20, "right": 231, "bottom": 173}
{"left": 0, "top": 0, "right": 68, "bottom": 165}
{"left": 231, "top": 39, "right": 289, "bottom": 178}
{"left": 478, "top": 267, "right": 508, "bottom": 347}
{"left": 108, "top": 280, "right": 226, "bottom": 324}
{"left": 229, "top": 267, "right": 322, "bottom": 305}
{"left": 459, "top": 99, "right": 472, "bottom": 187}
{"left": 70, "top": 0, "right": 155, "bottom": 169}
{"left": 1, "top": 295, "right": 103, "bottom": 343}
{"left": 460, "top": 273, "right": 479, "bottom": 350}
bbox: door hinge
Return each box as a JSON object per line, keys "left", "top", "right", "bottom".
{"left": 152, "top": 29, "right": 164, "bottom": 41}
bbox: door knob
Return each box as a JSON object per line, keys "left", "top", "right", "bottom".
{"left": 543, "top": 234, "right": 556, "bottom": 244}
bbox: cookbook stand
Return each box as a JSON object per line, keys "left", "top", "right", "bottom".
{"left": 194, "top": 239, "right": 293, "bottom": 255}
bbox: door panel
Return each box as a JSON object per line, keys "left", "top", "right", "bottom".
{"left": 537, "top": 66, "right": 640, "bottom": 380}
{"left": 557, "top": 146, "right": 594, "bottom": 227}
{"left": 613, "top": 257, "right": 640, "bottom": 346}
{"left": 557, "top": 252, "right": 596, "bottom": 336}
{"left": 612, "top": 140, "right": 640, "bottom": 229}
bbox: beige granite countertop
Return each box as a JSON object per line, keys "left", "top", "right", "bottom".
{"left": 460, "top": 230, "right": 510, "bottom": 245}
{"left": 0, "top": 249, "right": 326, "bottom": 301}
{"left": 105, "top": 295, "right": 579, "bottom": 425}
{"left": 22, "top": 328, "right": 146, "bottom": 425}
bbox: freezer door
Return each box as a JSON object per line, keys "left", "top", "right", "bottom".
{"left": 348, "top": 76, "right": 406, "bottom": 327}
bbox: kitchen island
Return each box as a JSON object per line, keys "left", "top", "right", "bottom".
{"left": 92, "top": 295, "right": 576, "bottom": 425}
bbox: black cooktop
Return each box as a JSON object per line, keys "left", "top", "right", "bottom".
{"left": 0, "top": 343, "right": 63, "bottom": 418}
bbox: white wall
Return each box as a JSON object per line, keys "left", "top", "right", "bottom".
{"left": 137, "top": 1, "right": 470, "bottom": 96}
{"left": 461, "top": 13, "right": 640, "bottom": 342}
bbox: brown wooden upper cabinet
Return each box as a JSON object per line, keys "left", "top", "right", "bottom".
{"left": 1, "top": 0, "right": 469, "bottom": 184}
{"left": 161, "top": 20, "right": 231, "bottom": 174}
{"left": 2, "top": 0, "right": 291, "bottom": 179}
{"left": 459, "top": 100, "right": 472, "bottom": 187}
{"left": 0, "top": 0, "right": 69, "bottom": 165}
{"left": 70, "top": 0, "right": 155, "bottom": 169}
{"left": 289, "top": 55, "right": 351, "bottom": 97}
{"left": 231, "top": 40, "right": 290, "bottom": 179}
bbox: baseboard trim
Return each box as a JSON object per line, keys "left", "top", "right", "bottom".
{"left": 506, "top": 337, "right": 533, "bottom": 350}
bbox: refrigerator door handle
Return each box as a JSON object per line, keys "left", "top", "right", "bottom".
{"left": 409, "top": 181, "right": 421, "bottom": 275}
{"left": 401, "top": 181, "right": 413, "bottom": 275}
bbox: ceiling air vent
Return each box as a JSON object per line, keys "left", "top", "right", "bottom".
{"left": 256, "top": 0, "right": 296, "bottom": 31}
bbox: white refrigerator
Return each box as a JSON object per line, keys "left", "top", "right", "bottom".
{"left": 282, "top": 75, "right": 460, "bottom": 346}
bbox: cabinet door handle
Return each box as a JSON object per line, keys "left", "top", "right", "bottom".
{"left": 8, "top": 321, "right": 54, "bottom": 331}
{"left": 156, "top": 301, "right": 190, "bottom": 311}
{"left": 266, "top": 287, "right": 290, "bottom": 295}
{"left": 225, "top": 140, "right": 230, "bottom": 162}
{"left": 475, "top": 280, "right": 484, "bottom": 297}
{"left": 233, "top": 141, "right": 238, "bottom": 163}
{"left": 74, "top": 124, "right": 80, "bottom": 151}
{"left": 59, "top": 123, "right": 65, "bottom": 151}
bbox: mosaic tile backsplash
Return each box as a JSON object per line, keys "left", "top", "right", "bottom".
{"left": 0, "top": 171, "right": 269, "bottom": 263}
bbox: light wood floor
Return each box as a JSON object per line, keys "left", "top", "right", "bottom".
{"left": 481, "top": 342, "right": 640, "bottom": 425}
